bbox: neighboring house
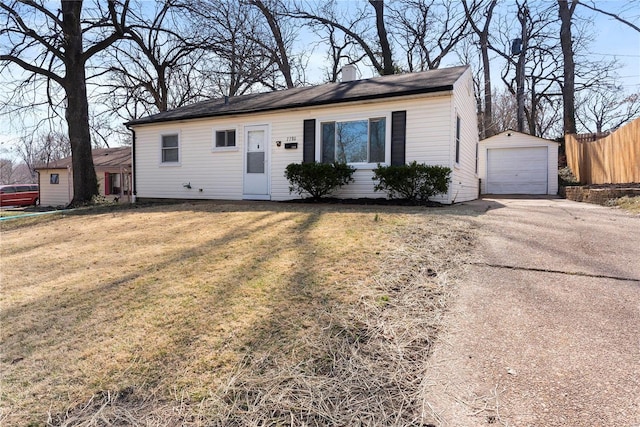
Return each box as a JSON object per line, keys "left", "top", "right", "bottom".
{"left": 126, "top": 66, "right": 479, "bottom": 204}
{"left": 479, "top": 130, "right": 559, "bottom": 195}
{"left": 35, "top": 147, "right": 132, "bottom": 207}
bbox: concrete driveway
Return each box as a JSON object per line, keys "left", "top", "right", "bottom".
{"left": 423, "top": 197, "right": 640, "bottom": 426}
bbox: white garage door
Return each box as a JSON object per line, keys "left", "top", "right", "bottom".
{"left": 487, "top": 147, "right": 548, "bottom": 194}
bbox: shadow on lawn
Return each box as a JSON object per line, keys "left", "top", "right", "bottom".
{"left": 2, "top": 208, "right": 335, "bottom": 424}
{"left": 2, "top": 198, "right": 478, "bottom": 425}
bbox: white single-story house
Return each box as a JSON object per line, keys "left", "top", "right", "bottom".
{"left": 35, "top": 147, "right": 132, "bottom": 207}
{"left": 126, "top": 65, "right": 480, "bottom": 204}
{"left": 478, "top": 130, "right": 559, "bottom": 195}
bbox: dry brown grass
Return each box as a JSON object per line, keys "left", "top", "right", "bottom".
{"left": 612, "top": 196, "right": 640, "bottom": 214}
{"left": 0, "top": 201, "right": 476, "bottom": 426}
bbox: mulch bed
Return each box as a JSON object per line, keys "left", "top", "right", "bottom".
{"left": 282, "top": 197, "right": 444, "bottom": 207}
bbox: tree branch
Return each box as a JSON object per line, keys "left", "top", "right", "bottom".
{"left": 577, "top": 1, "right": 640, "bottom": 33}
{"left": 0, "top": 54, "right": 63, "bottom": 85}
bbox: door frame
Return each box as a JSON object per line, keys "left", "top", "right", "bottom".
{"left": 242, "top": 123, "right": 271, "bottom": 200}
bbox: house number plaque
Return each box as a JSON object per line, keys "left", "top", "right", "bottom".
{"left": 284, "top": 136, "right": 298, "bottom": 149}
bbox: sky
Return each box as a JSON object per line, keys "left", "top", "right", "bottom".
{"left": 588, "top": 4, "right": 640, "bottom": 91}
{"left": 1, "top": 1, "right": 639, "bottom": 163}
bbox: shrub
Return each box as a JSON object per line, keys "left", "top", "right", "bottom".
{"left": 285, "top": 162, "right": 356, "bottom": 200}
{"left": 372, "top": 161, "right": 451, "bottom": 201}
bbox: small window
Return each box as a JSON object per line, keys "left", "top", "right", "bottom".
{"left": 215, "top": 129, "right": 236, "bottom": 148}
{"left": 50, "top": 174, "right": 59, "bottom": 184}
{"left": 161, "top": 134, "right": 179, "bottom": 163}
{"left": 455, "top": 115, "right": 461, "bottom": 164}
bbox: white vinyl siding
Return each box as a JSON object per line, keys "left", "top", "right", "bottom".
{"left": 39, "top": 169, "right": 72, "bottom": 207}
{"left": 132, "top": 72, "right": 479, "bottom": 204}
{"left": 137, "top": 120, "right": 244, "bottom": 200}
{"left": 449, "top": 70, "right": 481, "bottom": 203}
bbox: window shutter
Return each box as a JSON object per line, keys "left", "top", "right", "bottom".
{"left": 391, "top": 111, "right": 406, "bottom": 166}
{"left": 303, "top": 119, "right": 316, "bottom": 163}
{"left": 104, "top": 172, "right": 110, "bottom": 195}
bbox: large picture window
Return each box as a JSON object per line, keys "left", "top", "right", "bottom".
{"left": 321, "top": 118, "right": 386, "bottom": 164}
{"left": 161, "top": 134, "right": 179, "bottom": 163}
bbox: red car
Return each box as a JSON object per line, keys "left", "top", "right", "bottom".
{"left": 0, "top": 184, "right": 39, "bottom": 207}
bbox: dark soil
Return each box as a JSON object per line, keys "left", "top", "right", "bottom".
{"left": 281, "top": 197, "right": 444, "bottom": 207}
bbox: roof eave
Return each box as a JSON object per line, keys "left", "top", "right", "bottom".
{"left": 125, "top": 84, "right": 454, "bottom": 127}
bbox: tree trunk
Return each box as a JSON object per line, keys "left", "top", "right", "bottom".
{"left": 516, "top": 4, "right": 527, "bottom": 133}
{"left": 251, "top": 0, "right": 294, "bottom": 88}
{"left": 529, "top": 77, "right": 537, "bottom": 136}
{"left": 558, "top": 0, "right": 577, "bottom": 134}
{"left": 369, "top": 0, "right": 395, "bottom": 75}
{"left": 462, "top": 0, "right": 497, "bottom": 138}
{"left": 480, "top": 32, "right": 493, "bottom": 137}
{"left": 62, "top": 1, "right": 98, "bottom": 205}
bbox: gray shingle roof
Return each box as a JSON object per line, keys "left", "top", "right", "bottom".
{"left": 126, "top": 66, "right": 468, "bottom": 126}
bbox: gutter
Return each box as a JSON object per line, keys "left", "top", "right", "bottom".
{"left": 126, "top": 125, "right": 137, "bottom": 202}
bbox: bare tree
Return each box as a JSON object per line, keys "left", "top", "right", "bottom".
{"left": 462, "top": 0, "right": 497, "bottom": 138}
{"left": 194, "top": 0, "right": 278, "bottom": 95}
{"left": 490, "top": 2, "right": 558, "bottom": 135}
{"left": 577, "top": 1, "right": 640, "bottom": 33}
{"left": 557, "top": 0, "right": 578, "bottom": 134}
{"left": 248, "top": 0, "right": 303, "bottom": 88}
{"left": 0, "top": 1, "right": 130, "bottom": 205}
{"left": 577, "top": 85, "right": 640, "bottom": 133}
{"left": 291, "top": 0, "right": 395, "bottom": 76}
{"left": 16, "top": 131, "right": 71, "bottom": 180}
{"left": 317, "top": 24, "right": 366, "bottom": 82}
{"left": 369, "top": 0, "right": 394, "bottom": 75}
{"left": 94, "top": 1, "right": 218, "bottom": 125}
{"left": 0, "top": 158, "right": 15, "bottom": 184}
{"left": 389, "top": 0, "right": 469, "bottom": 72}
{"left": 492, "top": 89, "right": 518, "bottom": 132}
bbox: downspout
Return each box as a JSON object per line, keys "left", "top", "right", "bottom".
{"left": 127, "top": 125, "right": 137, "bottom": 203}
{"left": 67, "top": 165, "right": 72, "bottom": 205}
{"left": 36, "top": 170, "right": 41, "bottom": 206}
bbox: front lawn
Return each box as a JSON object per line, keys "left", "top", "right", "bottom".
{"left": 0, "top": 201, "right": 474, "bottom": 426}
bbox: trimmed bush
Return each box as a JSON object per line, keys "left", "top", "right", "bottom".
{"left": 372, "top": 161, "right": 451, "bottom": 201}
{"left": 285, "top": 162, "right": 356, "bottom": 200}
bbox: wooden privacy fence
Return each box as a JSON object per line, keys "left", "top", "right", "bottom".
{"left": 565, "top": 117, "right": 640, "bottom": 184}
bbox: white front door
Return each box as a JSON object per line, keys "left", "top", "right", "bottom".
{"left": 243, "top": 125, "right": 270, "bottom": 199}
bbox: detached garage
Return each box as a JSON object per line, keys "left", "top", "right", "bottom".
{"left": 479, "top": 130, "right": 559, "bottom": 195}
